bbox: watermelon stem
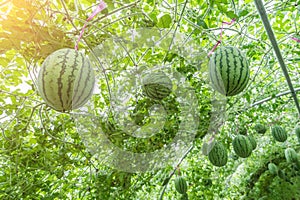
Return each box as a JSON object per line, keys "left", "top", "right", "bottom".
{"left": 75, "top": 1, "right": 107, "bottom": 50}
{"left": 231, "top": 87, "right": 300, "bottom": 114}
{"left": 291, "top": 36, "right": 300, "bottom": 43}
{"left": 159, "top": 145, "right": 193, "bottom": 200}
{"left": 207, "top": 19, "right": 236, "bottom": 57}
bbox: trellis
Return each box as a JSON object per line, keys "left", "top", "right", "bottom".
{"left": 1, "top": 0, "right": 300, "bottom": 199}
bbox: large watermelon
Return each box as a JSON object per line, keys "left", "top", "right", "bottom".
{"left": 141, "top": 71, "right": 172, "bottom": 100}
{"left": 209, "top": 46, "right": 250, "bottom": 96}
{"left": 232, "top": 135, "right": 252, "bottom": 158}
{"left": 271, "top": 125, "right": 287, "bottom": 142}
{"left": 208, "top": 142, "right": 228, "bottom": 167}
{"left": 37, "top": 48, "right": 95, "bottom": 112}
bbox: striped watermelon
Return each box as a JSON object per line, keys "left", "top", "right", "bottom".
{"left": 174, "top": 176, "right": 188, "bottom": 194}
{"left": 141, "top": 72, "right": 172, "bottom": 100}
{"left": 285, "top": 148, "right": 299, "bottom": 163}
{"left": 254, "top": 123, "right": 267, "bottom": 134}
{"left": 232, "top": 135, "right": 252, "bottom": 158}
{"left": 295, "top": 125, "right": 300, "bottom": 143}
{"left": 208, "top": 142, "right": 228, "bottom": 167}
{"left": 37, "top": 48, "right": 95, "bottom": 112}
{"left": 271, "top": 125, "right": 287, "bottom": 142}
{"left": 209, "top": 46, "right": 250, "bottom": 96}
{"left": 248, "top": 135, "right": 257, "bottom": 150}
{"left": 268, "top": 163, "right": 278, "bottom": 175}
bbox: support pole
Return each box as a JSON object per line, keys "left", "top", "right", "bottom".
{"left": 254, "top": 0, "right": 300, "bottom": 117}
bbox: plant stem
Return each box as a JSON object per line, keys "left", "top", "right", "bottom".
{"left": 250, "top": 87, "right": 300, "bottom": 107}
{"left": 254, "top": 0, "right": 300, "bottom": 117}
{"left": 159, "top": 145, "right": 194, "bottom": 200}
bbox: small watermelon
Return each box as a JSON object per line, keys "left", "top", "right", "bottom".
{"left": 141, "top": 71, "right": 172, "bottom": 100}
{"left": 278, "top": 169, "right": 285, "bottom": 179}
{"left": 209, "top": 46, "right": 250, "bottom": 96}
{"left": 208, "top": 142, "right": 228, "bottom": 167}
{"left": 254, "top": 124, "right": 267, "bottom": 134}
{"left": 232, "top": 135, "right": 252, "bottom": 158}
{"left": 175, "top": 176, "right": 188, "bottom": 194}
{"left": 248, "top": 135, "right": 257, "bottom": 150}
{"left": 285, "top": 148, "right": 299, "bottom": 163}
{"left": 271, "top": 125, "right": 287, "bottom": 142}
{"left": 268, "top": 163, "right": 278, "bottom": 175}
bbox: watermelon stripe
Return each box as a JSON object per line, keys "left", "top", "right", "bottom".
{"left": 72, "top": 53, "right": 84, "bottom": 107}
{"left": 57, "top": 49, "right": 71, "bottom": 111}
{"left": 65, "top": 50, "right": 79, "bottom": 110}
{"left": 213, "top": 49, "right": 224, "bottom": 94}
{"left": 231, "top": 47, "right": 240, "bottom": 95}
{"left": 73, "top": 53, "right": 87, "bottom": 107}
{"left": 220, "top": 48, "right": 227, "bottom": 94}
{"left": 230, "top": 52, "right": 243, "bottom": 95}
{"left": 82, "top": 66, "right": 95, "bottom": 106}
{"left": 213, "top": 52, "right": 222, "bottom": 93}
{"left": 230, "top": 51, "right": 248, "bottom": 95}
{"left": 41, "top": 57, "right": 57, "bottom": 108}
{"left": 73, "top": 57, "right": 94, "bottom": 108}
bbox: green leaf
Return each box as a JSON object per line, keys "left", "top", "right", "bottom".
{"left": 225, "top": 11, "right": 238, "bottom": 19}
{"left": 245, "top": 93, "right": 251, "bottom": 104}
{"left": 158, "top": 14, "right": 172, "bottom": 28}
{"left": 238, "top": 9, "right": 249, "bottom": 17}
{"left": 147, "top": 0, "right": 154, "bottom": 5}
{"left": 197, "top": 18, "right": 208, "bottom": 29}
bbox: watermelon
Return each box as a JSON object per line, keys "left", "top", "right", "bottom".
{"left": 254, "top": 123, "right": 267, "bottom": 134}
{"left": 37, "top": 48, "right": 95, "bottom": 112}
{"left": 209, "top": 46, "right": 250, "bottom": 96}
{"left": 295, "top": 125, "right": 300, "bottom": 143}
{"left": 271, "top": 125, "right": 287, "bottom": 142}
{"left": 174, "top": 176, "right": 188, "bottom": 194}
{"left": 268, "top": 163, "right": 278, "bottom": 175}
{"left": 285, "top": 148, "right": 299, "bottom": 163}
{"left": 141, "top": 71, "right": 172, "bottom": 100}
{"left": 248, "top": 135, "right": 257, "bottom": 150}
{"left": 208, "top": 142, "right": 228, "bottom": 167}
{"left": 232, "top": 135, "right": 252, "bottom": 158}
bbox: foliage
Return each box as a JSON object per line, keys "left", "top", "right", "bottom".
{"left": 1, "top": 0, "right": 300, "bottom": 199}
